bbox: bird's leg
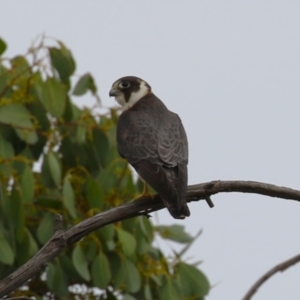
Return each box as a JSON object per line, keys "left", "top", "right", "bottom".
{"left": 133, "top": 182, "right": 152, "bottom": 201}
{"left": 135, "top": 182, "right": 154, "bottom": 217}
{"left": 142, "top": 183, "right": 151, "bottom": 197}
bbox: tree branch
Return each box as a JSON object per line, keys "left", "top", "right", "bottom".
{"left": 242, "top": 253, "right": 300, "bottom": 300}
{"left": 1, "top": 180, "right": 300, "bottom": 297}
{"left": 188, "top": 180, "right": 300, "bottom": 202}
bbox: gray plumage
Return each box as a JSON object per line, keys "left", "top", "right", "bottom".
{"left": 110, "top": 76, "right": 190, "bottom": 219}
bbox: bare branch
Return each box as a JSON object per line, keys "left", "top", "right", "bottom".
{"left": 242, "top": 253, "right": 300, "bottom": 300}
{"left": 1, "top": 180, "right": 300, "bottom": 297}
{"left": 187, "top": 180, "right": 300, "bottom": 202}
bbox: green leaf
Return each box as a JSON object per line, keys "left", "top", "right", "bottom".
{"left": 144, "top": 284, "right": 153, "bottom": 300}
{"left": 10, "top": 188, "right": 25, "bottom": 243}
{"left": 86, "top": 179, "right": 104, "bottom": 210}
{"left": 26, "top": 100, "right": 50, "bottom": 159}
{"left": 135, "top": 233, "right": 151, "bottom": 255}
{"left": 37, "top": 213, "right": 54, "bottom": 244}
{"left": 15, "top": 227, "right": 32, "bottom": 265}
{"left": 35, "top": 196, "right": 63, "bottom": 210}
{"left": 1, "top": 187, "right": 10, "bottom": 221}
{"left": 0, "top": 38, "right": 7, "bottom": 55}
{"left": 49, "top": 44, "right": 75, "bottom": 84}
{"left": 62, "top": 176, "right": 77, "bottom": 218}
{"left": 160, "top": 279, "right": 182, "bottom": 300}
{"left": 0, "top": 104, "right": 38, "bottom": 144}
{"left": 20, "top": 164, "right": 34, "bottom": 203}
{"left": 76, "top": 125, "right": 86, "bottom": 144}
{"left": 37, "top": 78, "right": 67, "bottom": 118}
{"left": 48, "top": 151, "right": 62, "bottom": 186}
{"left": 124, "top": 258, "right": 141, "bottom": 293}
{"left": 85, "top": 239, "right": 98, "bottom": 261}
{"left": 155, "top": 224, "right": 193, "bottom": 243}
{"left": 122, "top": 218, "right": 151, "bottom": 255}
{"left": 10, "top": 55, "right": 29, "bottom": 71}
{"left": 0, "top": 134, "right": 14, "bottom": 177}
{"left": 148, "top": 247, "right": 163, "bottom": 262}
{"left": 47, "top": 263, "right": 69, "bottom": 297}
{"left": 175, "top": 262, "right": 210, "bottom": 297}
{"left": 117, "top": 228, "right": 137, "bottom": 258}
{"left": 63, "top": 96, "right": 82, "bottom": 121}
{"left": 26, "top": 228, "right": 38, "bottom": 256}
{"left": 139, "top": 216, "right": 153, "bottom": 242}
{"left": 0, "top": 73, "right": 8, "bottom": 96}
{"left": 84, "top": 128, "right": 110, "bottom": 174}
{"left": 59, "top": 255, "right": 82, "bottom": 282}
{"left": 60, "top": 136, "right": 80, "bottom": 169}
{"left": 98, "top": 224, "right": 115, "bottom": 251}
{"left": 10, "top": 56, "right": 31, "bottom": 84}
{"left": 98, "top": 224, "right": 115, "bottom": 241}
{"left": 92, "top": 252, "right": 112, "bottom": 289}
{"left": 124, "top": 295, "right": 137, "bottom": 300}
{"left": 109, "top": 252, "right": 125, "bottom": 289}
{"left": 73, "top": 73, "right": 97, "bottom": 95}
{"left": 0, "top": 234, "right": 14, "bottom": 265}
{"left": 72, "top": 245, "right": 90, "bottom": 281}
{"left": 41, "top": 151, "right": 61, "bottom": 188}
{"left": 150, "top": 273, "right": 162, "bottom": 287}
{"left": 97, "top": 160, "right": 126, "bottom": 195}
{"left": 93, "top": 128, "right": 110, "bottom": 167}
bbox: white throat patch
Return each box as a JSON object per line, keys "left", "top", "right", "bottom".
{"left": 120, "top": 81, "right": 149, "bottom": 110}
{"left": 115, "top": 94, "right": 126, "bottom": 108}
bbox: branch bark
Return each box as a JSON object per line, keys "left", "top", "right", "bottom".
{"left": 1, "top": 180, "right": 300, "bottom": 297}
{"left": 242, "top": 253, "right": 300, "bottom": 300}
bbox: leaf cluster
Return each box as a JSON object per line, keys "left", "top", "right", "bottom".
{"left": 0, "top": 37, "right": 210, "bottom": 300}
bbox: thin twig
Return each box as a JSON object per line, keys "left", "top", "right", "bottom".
{"left": 242, "top": 253, "right": 300, "bottom": 300}
{"left": 54, "top": 214, "right": 63, "bottom": 232}
{"left": 205, "top": 196, "right": 214, "bottom": 207}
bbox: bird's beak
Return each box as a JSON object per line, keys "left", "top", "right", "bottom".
{"left": 109, "top": 88, "right": 119, "bottom": 97}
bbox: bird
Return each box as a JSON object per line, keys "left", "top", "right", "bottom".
{"left": 109, "top": 76, "right": 190, "bottom": 219}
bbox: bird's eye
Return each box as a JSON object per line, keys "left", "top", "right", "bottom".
{"left": 119, "top": 81, "right": 130, "bottom": 89}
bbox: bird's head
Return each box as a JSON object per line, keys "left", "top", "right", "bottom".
{"left": 109, "top": 76, "right": 152, "bottom": 110}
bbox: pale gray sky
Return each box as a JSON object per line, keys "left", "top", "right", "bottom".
{"left": 2, "top": 1, "right": 300, "bottom": 299}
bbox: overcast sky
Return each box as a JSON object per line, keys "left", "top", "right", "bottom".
{"left": 2, "top": 1, "right": 300, "bottom": 299}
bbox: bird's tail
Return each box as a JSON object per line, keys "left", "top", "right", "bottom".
{"left": 135, "top": 160, "right": 190, "bottom": 219}
{"left": 163, "top": 200, "right": 190, "bottom": 219}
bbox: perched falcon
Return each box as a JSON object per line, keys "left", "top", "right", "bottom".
{"left": 109, "top": 76, "right": 190, "bottom": 219}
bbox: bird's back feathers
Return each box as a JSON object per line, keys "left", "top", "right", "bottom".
{"left": 117, "top": 92, "right": 190, "bottom": 219}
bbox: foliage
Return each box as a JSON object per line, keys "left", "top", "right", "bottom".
{"left": 0, "top": 36, "right": 210, "bottom": 299}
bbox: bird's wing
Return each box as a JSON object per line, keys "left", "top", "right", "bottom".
{"left": 116, "top": 95, "right": 190, "bottom": 218}
{"left": 158, "top": 112, "right": 188, "bottom": 165}
{"left": 157, "top": 111, "right": 189, "bottom": 203}
{"left": 116, "top": 103, "right": 162, "bottom": 165}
